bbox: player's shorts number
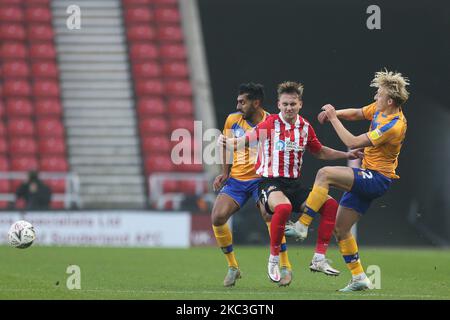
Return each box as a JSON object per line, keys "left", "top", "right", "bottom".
{"left": 361, "top": 170, "right": 373, "bottom": 179}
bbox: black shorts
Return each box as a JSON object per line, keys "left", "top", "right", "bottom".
{"left": 258, "top": 177, "right": 311, "bottom": 215}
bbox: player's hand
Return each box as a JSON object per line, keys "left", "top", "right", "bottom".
{"left": 347, "top": 148, "right": 364, "bottom": 160}
{"left": 321, "top": 104, "right": 337, "bottom": 121}
{"left": 317, "top": 111, "right": 329, "bottom": 124}
{"left": 218, "top": 134, "right": 235, "bottom": 149}
{"left": 213, "top": 174, "right": 228, "bottom": 192}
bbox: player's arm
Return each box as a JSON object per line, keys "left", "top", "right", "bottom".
{"left": 318, "top": 107, "right": 365, "bottom": 124}
{"left": 214, "top": 117, "right": 235, "bottom": 191}
{"left": 312, "top": 146, "right": 363, "bottom": 160}
{"left": 322, "top": 104, "right": 373, "bottom": 149}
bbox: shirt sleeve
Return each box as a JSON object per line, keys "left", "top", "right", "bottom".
{"left": 361, "top": 102, "right": 377, "bottom": 120}
{"left": 367, "top": 117, "right": 401, "bottom": 147}
{"left": 222, "top": 115, "right": 234, "bottom": 138}
{"left": 306, "top": 124, "right": 323, "bottom": 154}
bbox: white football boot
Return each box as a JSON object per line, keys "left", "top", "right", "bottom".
{"left": 267, "top": 255, "right": 281, "bottom": 283}
{"left": 284, "top": 221, "right": 308, "bottom": 241}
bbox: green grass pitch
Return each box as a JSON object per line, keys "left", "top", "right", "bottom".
{"left": 0, "top": 245, "right": 449, "bottom": 300}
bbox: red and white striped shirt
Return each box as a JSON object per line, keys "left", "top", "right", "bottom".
{"left": 247, "top": 113, "right": 322, "bottom": 178}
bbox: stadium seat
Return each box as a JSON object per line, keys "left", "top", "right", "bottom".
{"left": 169, "top": 118, "right": 195, "bottom": 133}
{"left": 162, "top": 61, "right": 188, "bottom": 78}
{"left": 141, "top": 135, "right": 171, "bottom": 153}
{"left": 9, "top": 137, "right": 38, "bottom": 155}
{"left": 0, "top": 179, "right": 10, "bottom": 193}
{"left": 137, "top": 97, "right": 165, "bottom": 116}
{"left": 0, "top": 156, "right": 9, "bottom": 171}
{"left": 162, "top": 179, "right": 178, "bottom": 193}
{"left": 175, "top": 163, "right": 203, "bottom": 173}
{"left": 35, "top": 99, "right": 62, "bottom": 116}
{"left": 33, "top": 80, "right": 60, "bottom": 97}
{"left": 7, "top": 118, "right": 35, "bottom": 136}
{"left": 0, "top": 6, "right": 24, "bottom": 22}
{"left": 132, "top": 62, "right": 161, "bottom": 78}
{"left": 127, "top": 25, "right": 156, "bottom": 41}
{"left": 10, "top": 156, "right": 38, "bottom": 171}
{"left": 0, "top": 0, "right": 23, "bottom": 6}
{"left": 2, "top": 60, "right": 30, "bottom": 78}
{"left": 36, "top": 118, "right": 64, "bottom": 137}
{"left": 165, "top": 80, "right": 192, "bottom": 96}
{"left": 25, "top": 7, "right": 52, "bottom": 23}
{"left": 31, "top": 61, "right": 58, "bottom": 78}
{"left": 124, "top": 7, "right": 153, "bottom": 23}
{"left": 129, "top": 43, "right": 159, "bottom": 60}
{"left": 29, "top": 43, "right": 56, "bottom": 59}
{"left": 6, "top": 98, "right": 33, "bottom": 117}
{"left": 0, "top": 42, "right": 27, "bottom": 59}
{"left": 152, "top": 0, "right": 178, "bottom": 5}
{"left": 135, "top": 79, "right": 164, "bottom": 95}
{"left": 25, "top": 0, "right": 50, "bottom": 4}
{"left": 0, "top": 23, "right": 26, "bottom": 40}
{"left": 50, "top": 201, "right": 65, "bottom": 209}
{"left": 154, "top": 8, "right": 180, "bottom": 23}
{"left": 38, "top": 137, "right": 66, "bottom": 154}
{"left": 0, "top": 138, "right": 8, "bottom": 154}
{"left": 168, "top": 98, "right": 193, "bottom": 115}
{"left": 40, "top": 156, "right": 68, "bottom": 172}
{"left": 46, "top": 179, "right": 66, "bottom": 193}
{"left": 156, "top": 25, "right": 183, "bottom": 42}
{"left": 0, "top": 102, "right": 4, "bottom": 118}
{"left": 179, "top": 180, "right": 208, "bottom": 194}
{"left": 27, "top": 24, "right": 54, "bottom": 41}
{"left": 139, "top": 117, "right": 168, "bottom": 134}
{"left": 159, "top": 44, "right": 186, "bottom": 60}
{"left": 122, "top": 0, "right": 151, "bottom": 5}
{"left": 3, "top": 80, "right": 31, "bottom": 96}
{"left": 144, "top": 155, "right": 174, "bottom": 173}
{"left": 0, "top": 122, "right": 6, "bottom": 136}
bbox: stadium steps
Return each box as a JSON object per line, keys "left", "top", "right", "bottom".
{"left": 52, "top": 0, "right": 146, "bottom": 209}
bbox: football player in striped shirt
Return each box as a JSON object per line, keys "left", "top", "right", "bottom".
{"left": 289, "top": 69, "right": 409, "bottom": 291}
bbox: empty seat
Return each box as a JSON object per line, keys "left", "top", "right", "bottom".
{"left": 169, "top": 118, "right": 195, "bottom": 132}
{"left": 0, "top": 123, "right": 6, "bottom": 136}
{"left": 25, "top": 0, "right": 50, "bottom": 4}
{"left": 159, "top": 44, "right": 186, "bottom": 60}
{"left": 132, "top": 62, "right": 161, "bottom": 78}
{"left": 175, "top": 163, "right": 203, "bottom": 172}
{"left": 31, "top": 61, "right": 58, "bottom": 78}
{"left": 0, "top": 42, "right": 27, "bottom": 58}
{"left": 123, "top": 0, "right": 152, "bottom": 5}
{"left": 0, "top": 156, "right": 9, "bottom": 170}
{"left": 50, "top": 201, "right": 65, "bottom": 209}
{"left": 156, "top": 25, "right": 183, "bottom": 42}
{"left": 7, "top": 118, "right": 35, "bottom": 136}
{"left": 45, "top": 179, "right": 66, "bottom": 193}
{"left": 0, "top": 179, "right": 10, "bottom": 193}
{"left": 144, "top": 155, "right": 174, "bottom": 173}
{"left": 29, "top": 43, "right": 56, "bottom": 59}
{"left": 25, "top": 7, "right": 52, "bottom": 23}
{"left": 142, "top": 135, "right": 171, "bottom": 153}
{"left": 0, "top": 0, "right": 23, "bottom": 6}
{"left": 135, "top": 79, "right": 164, "bottom": 95}
{"left": 165, "top": 80, "right": 192, "bottom": 96}
{"left": 27, "top": 24, "right": 54, "bottom": 41}
{"left": 125, "top": 7, "right": 153, "bottom": 23}
{"left": 162, "top": 61, "right": 188, "bottom": 78}
{"left": 0, "top": 102, "right": 4, "bottom": 118}
{"left": 162, "top": 179, "right": 178, "bottom": 193}
{"left": 36, "top": 118, "right": 64, "bottom": 137}
{"left": 35, "top": 99, "right": 62, "bottom": 116}
{"left": 129, "top": 43, "right": 159, "bottom": 60}
{"left": 38, "top": 137, "right": 66, "bottom": 154}
{"left": 168, "top": 98, "right": 193, "bottom": 115}
{"left": 0, "top": 6, "right": 24, "bottom": 22}
{"left": 40, "top": 156, "right": 68, "bottom": 172}
{"left": 127, "top": 25, "right": 156, "bottom": 41}
{"left": 137, "top": 98, "right": 165, "bottom": 116}
{"left": 152, "top": 0, "right": 178, "bottom": 5}
{"left": 139, "top": 117, "right": 168, "bottom": 134}
{"left": 3, "top": 80, "right": 31, "bottom": 96}
{"left": 0, "top": 24, "right": 26, "bottom": 40}
{"left": 2, "top": 60, "right": 30, "bottom": 78}
{"left": 33, "top": 80, "right": 59, "bottom": 97}
{"left": 9, "top": 137, "right": 37, "bottom": 155}
{"left": 154, "top": 8, "right": 180, "bottom": 23}
{"left": 0, "top": 138, "right": 7, "bottom": 153}
{"left": 10, "top": 156, "right": 38, "bottom": 171}
{"left": 6, "top": 98, "right": 33, "bottom": 117}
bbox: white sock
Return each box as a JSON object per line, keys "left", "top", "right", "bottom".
{"left": 269, "top": 254, "right": 280, "bottom": 264}
{"left": 313, "top": 253, "right": 325, "bottom": 261}
{"left": 352, "top": 272, "right": 367, "bottom": 281}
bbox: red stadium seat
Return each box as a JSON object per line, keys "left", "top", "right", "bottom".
{"left": 135, "top": 79, "right": 164, "bottom": 95}
{"left": 46, "top": 179, "right": 66, "bottom": 193}
{"left": 156, "top": 25, "right": 183, "bottom": 42}
{"left": 6, "top": 98, "right": 33, "bottom": 117}
{"left": 27, "top": 24, "right": 54, "bottom": 41}
{"left": 175, "top": 163, "right": 203, "bottom": 173}
{"left": 159, "top": 44, "right": 186, "bottom": 60}
{"left": 144, "top": 155, "right": 174, "bottom": 173}
{"left": 10, "top": 156, "right": 38, "bottom": 171}
{"left": 142, "top": 135, "right": 171, "bottom": 153}
{"left": 137, "top": 98, "right": 165, "bottom": 116}
{"left": 35, "top": 99, "right": 62, "bottom": 116}
{"left": 132, "top": 62, "right": 161, "bottom": 78}
{"left": 0, "top": 42, "right": 27, "bottom": 58}
{"left": 122, "top": 0, "right": 151, "bottom": 5}
{"left": 154, "top": 8, "right": 180, "bottom": 23}
{"left": 0, "top": 6, "right": 24, "bottom": 22}
{"left": 125, "top": 7, "right": 153, "bottom": 23}
{"left": 31, "top": 61, "right": 58, "bottom": 78}
{"left": 7, "top": 118, "right": 34, "bottom": 136}
{"left": 0, "top": 24, "right": 26, "bottom": 40}
{"left": 0, "top": 123, "right": 6, "bottom": 136}
{"left": 0, "top": 156, "right": 9, "bottom": 171}
{"left": 25, "top": 0, "right": 50, "bottom": 4}
{"left": 2, "top": 60, "right": 30, "bottom": 78}
{"left": 0, "top": 0, "right": 23, "bottom": 5}
{"left": 0, "top": 138, "right": 8, "bottom": 153}
{"left": 40, "top": 156, "right": 68, "bottom": 172}
{"left": 3, "top": 80, "right": 31, "bottom": 96}
{"left": 9, "top": 137, "right": 37, "bottom": 155}
{"left": 25, "top": 7, "right": 52, "bottom": 23}
{"left": 129, "top": 43, "right": 159, "bottom": 60}
{"left": 139, "top": 117, "right": 168, "bottom": 134}
{"left": 179, "top": 180, "right": 207, "bottom": 195}
{"left": 168, "top": 98, "right": 193, "bottom": 115}
{"left": 38, "top": 137, "right": 66, "bottom": 154}
{"left": 33, "top": 80, "right": 60, "bottom": 97}
{"left": 50, "top": 201, "right": 65, "bottom": 209}
{"left": 29, "top": 43, "right": 56, "bottom": 59}
{"left": 152, "top": 0, "right": 178, "bottom": 5}
{"left": 162, "top": 61, "right": 188, "bottom": 78}
{"left": 0, "top": 179, "right": 10, "bottom": 193}
{"left": 165, "top": 80, "right": 192, "bottom": 96}
{"left": 169, "top": 118, "right": 195, "bottom": 133}
{"left": 162, "top": 179, "right": 178, "bottom": 193}
{"left": 36, "top": 118, "right": 64, "bottom": 137}
{"left": 0, "top": 102, "right": 4, "bottom": 118}
{"left": 127, "top": 25, "right": 156, "bottom": 41}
